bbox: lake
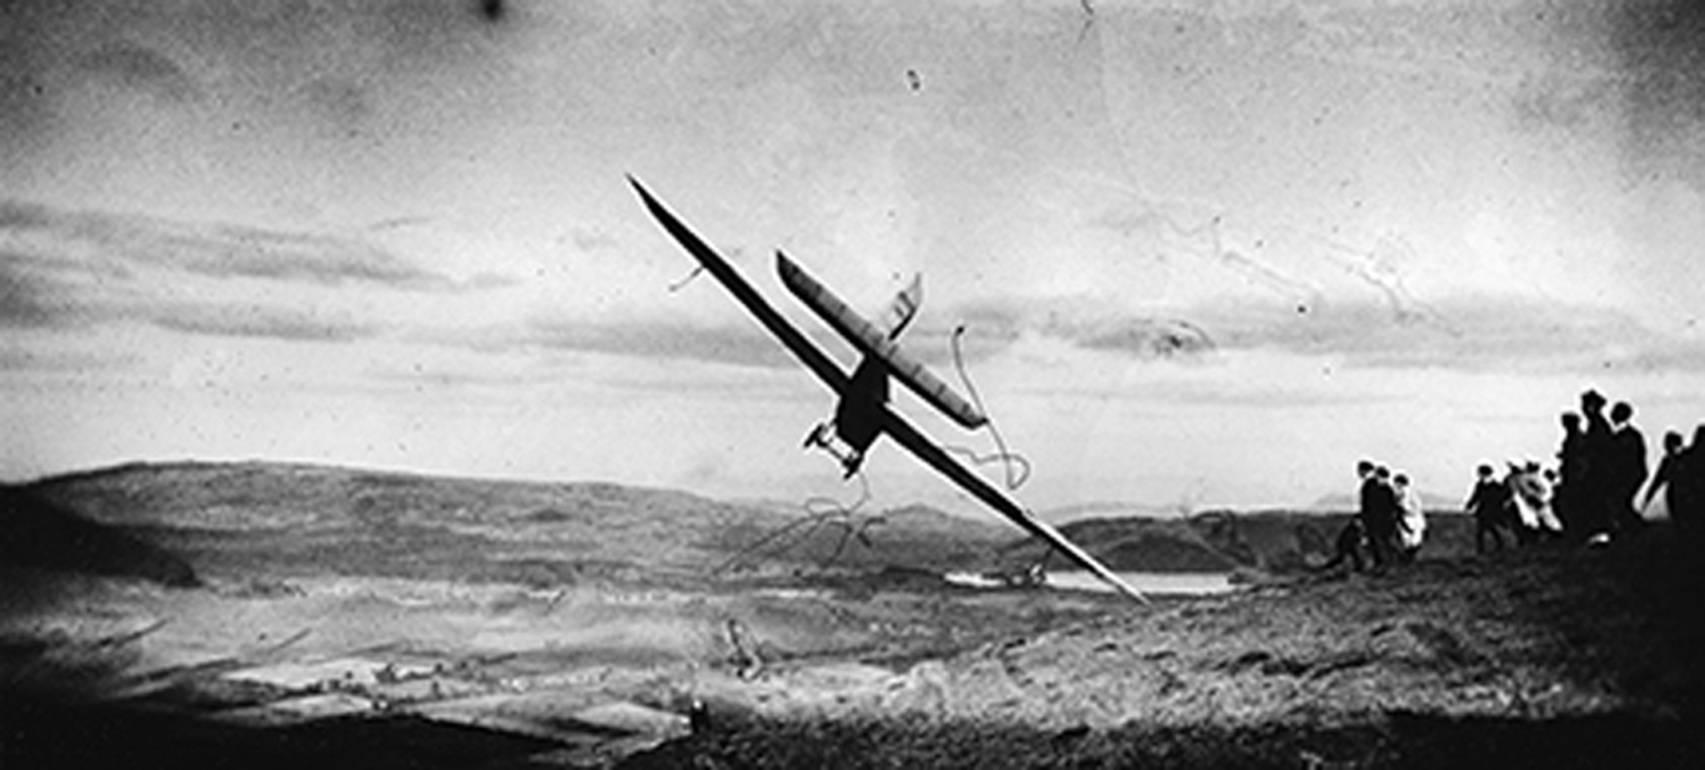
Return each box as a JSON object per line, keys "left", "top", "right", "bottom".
{"left": 1046, "top": 570, "right": 1240, "bottom": 596}
{"left": 944, "top": 570, "right": 1240, "bottom": 596}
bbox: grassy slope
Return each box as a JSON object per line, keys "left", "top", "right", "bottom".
{"left": 626, "top": 533, "right": 1705, "bottom": 769}
{"left": 0, "top": 485, "right": 198, "bottom": 587}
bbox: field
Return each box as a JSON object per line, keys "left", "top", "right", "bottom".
{"left": 3, "top": 461, "right": 1700, "bottom": 768}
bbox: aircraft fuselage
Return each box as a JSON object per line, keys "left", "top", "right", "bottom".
{"left": 833, "top": 356, "right": 891, "bottom": 472}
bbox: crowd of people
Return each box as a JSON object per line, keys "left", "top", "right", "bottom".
{"left": 1320, "top": 460, "right": 1428, "bottom": 573}
{"left": 1470, "top": 390, "right": 1704, "bottom": 553}
{"left": 1322, "top": 389, "right": 1703, "bottom": 573}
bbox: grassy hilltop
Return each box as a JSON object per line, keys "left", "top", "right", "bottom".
{"left": 630, "top": 534, "right": 1705, "bottom": 769}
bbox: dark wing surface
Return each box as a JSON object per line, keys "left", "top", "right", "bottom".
{"left": 628, "top": 177, "right": 849, "bottom": 394}
{"left": 879, "top": 410, "right": 1149, "bottom": 603}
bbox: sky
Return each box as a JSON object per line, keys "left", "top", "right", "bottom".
{"left": 3, "top": 0, "right": 1704, "bottom": 520}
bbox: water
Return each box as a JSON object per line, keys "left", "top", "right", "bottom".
{"left": 1046, "top": 570, "right": 1239, "bottom": 596}
{"left": 942, "top": 570, "right": 1242, "bottom": 596}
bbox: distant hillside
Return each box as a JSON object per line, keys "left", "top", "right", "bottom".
{"left": 19, "top": 462, "right": 1483, "bottom": 586}
{"left": 1001, "top": 517, "right": 1235, "bottom": 572}
{"left": 22, "top": 461, "right": 1011, "bottom": 585}
{"left": 1037, "top": 500, "right": 1190, "bottom": 522}
{"left": 0, "top": 485, "right": 198, "bottom": 587}
{"left": 1312, "top": 490, "right": 1465, "bottom": 513}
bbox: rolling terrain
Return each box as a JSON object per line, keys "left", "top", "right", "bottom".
{"left": 4, "top": 460, "right": 1695, "bottom": 768}
{"left": 17, "top": 460, "right": 1455, "bottom": 587}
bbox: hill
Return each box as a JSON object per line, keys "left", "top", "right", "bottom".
{"left": 0, "top": 485, "right": 198, "bottom": 587}
{"left": 18, "top": 462, "right": 1485, "bottom": 585}
{"left": 20, "top": 461, "right": 1011, "bottom": 585}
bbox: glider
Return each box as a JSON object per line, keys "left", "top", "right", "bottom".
{"left": 628, "top": 177, "right": 1146, "bottom": 604}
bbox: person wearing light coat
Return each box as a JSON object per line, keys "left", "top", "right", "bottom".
{"left": 1394, "top": 473, "right": 1427, "bottom": 563}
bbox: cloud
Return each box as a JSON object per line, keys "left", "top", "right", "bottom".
{"left": 143, "top": 303, "right": 381, "bottom": 342}
{"left": 77, "top": 41, "right": 199, "bottom": 102}
{"left": 910, "top": 297, "right": 1215, "bottom": 365}
{"left": 300, "top": 77, "right": 373, "bottom": 136}
{"left": 568, "top": 226, "right": 619, "bottom": 252}
{"left": 0, "top": 247, "right": 119, "bottom": 329}
{"left": 434, "top": 288, "right": 1221, "bottom": 373}
{"left": 0, "top": 199, "right": 465, "bottom": 290}
{"left": 1, "top": 253, "right": 74, "bottom": 328}
{"left": 514, "top": 317, "right": 803, "bottom": 369}
{"left": 0, "top": 346, "right": 140, "bottom": 374}
{"left": 3, "top": 248, "right": 385, "bottom": 342}
{"left": 1133, "top": 377, "right": 1400, "bottom": 409}
{"left": 1189, "top": 292, "right": 1705, "bottom": 373}
{"left": 0, "top": 201, "right": 458, "bottom": 342}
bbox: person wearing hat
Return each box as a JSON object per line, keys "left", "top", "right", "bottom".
{"left": 1607, "top": 401, "right": 1649, "bottom": 537}
{"left": 1577, "top": 389, "right": 1614, "bottom": 542}
{"left": 1554, "top": 412, "right": 1588, "bottom": 536}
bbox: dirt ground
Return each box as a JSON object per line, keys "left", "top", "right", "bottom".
{"left": 624, "top": 532, "right": 1705, "bottom": 769}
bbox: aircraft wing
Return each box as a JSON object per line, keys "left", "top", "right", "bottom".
{"left": 628, "top": 176, "right": 850, "bottom": 395}
{"left": 630, "top": 175, "right": 1144, "bottom": 603}
{"left": 879, "top": 408, "right": 1149, "bottom": 604}
{"left": 777, "top": 253, "right": 987, "bottom": 430}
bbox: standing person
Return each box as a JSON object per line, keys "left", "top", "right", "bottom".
{"left": 1356, "top": 460, "right": 1390, "bottom": 569}
{"left": 1608, "top": 401, "right": 1649, "bottom": 537}
{"left": 1671, "top": 425, "right": 1705, "bottom": 545}
{"left": 1503, "top": 463, "right": 1537, "bottom": 545}
{"left": 1508, "top": 460, "right": 1563, "bottom": 544}
{"left": 1368, "top": 465, "right": 1401, "bottom": 568}
{"left": 1641, "top": 430, "right": 1685, "bottom": 522}
{"left": 1579, "top": 390, "right": 1614, "bottom": 542}
{"left": 1393, "top": 473, "right": 1426, "bottom": 563}
{"left": 1466, "top": 464, "right": 1511, "bottom": 554}
{"left": 1554, "top": 412, "right": 1587, "bottom": 537}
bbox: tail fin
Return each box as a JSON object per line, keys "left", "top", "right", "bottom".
{"left": 880, "top": 274, "right": 923, "bottom": 341}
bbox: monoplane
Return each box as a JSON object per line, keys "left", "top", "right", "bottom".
{"left": 629, "top": 177, "right": 1146, "bottom": 603}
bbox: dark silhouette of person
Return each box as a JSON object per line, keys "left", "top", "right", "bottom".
{"left": 1466, "top": 463, "right": 1512, "bottom": 554}
{"left": 1670, "top": 425, "right": 1705, "bottom": 545}
{"left": 1578, "top": 390, "right": 1614, "bottom": 542}
{"left": 1607, "top": 401, "right": 1649, "bottom": 537}
{"left": 1354, "top": 460, "right": 1380, "bottom": 564}
{"left": 1642, "top": 430, "right": 1684, "bottom": 521}
{"left": 1361, "top": 464, "right": 1400, "bottom": 568}
{"left": 1317, "top": 518, "right": 1368, "bottom": 574}
{"left": 1554, "top": 412, "right": 1587, "bottom": 536}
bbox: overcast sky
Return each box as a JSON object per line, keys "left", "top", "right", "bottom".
{"left": 4, "top": 0, "right": 1703, "bottom": 518}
